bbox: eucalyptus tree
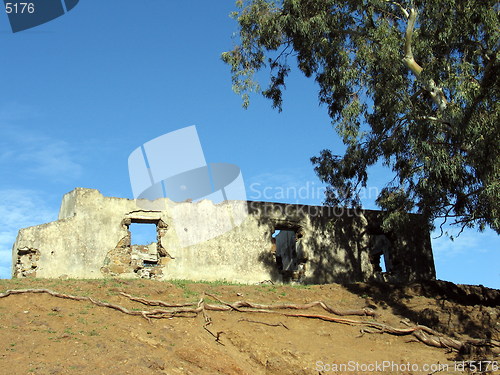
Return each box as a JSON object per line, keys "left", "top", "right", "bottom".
{"left": 223, "top": 0, "right": 499, "bottom": 235}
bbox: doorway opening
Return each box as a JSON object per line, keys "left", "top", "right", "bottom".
{"left": 271, "top": 224, "right": 305, "bottom": 282}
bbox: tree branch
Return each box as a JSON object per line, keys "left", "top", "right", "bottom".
{"left": 403, "top": 9, "right": 422, "bottom": 75}
{"left": 402, "top": 8, "right": 448, "bottom": 111}
{"left": 385, "top": 0, "right": 409, "bottom": 18}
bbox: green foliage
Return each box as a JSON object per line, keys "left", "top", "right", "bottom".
{"left": 223, "top": 0, "right": 499, "bottom": 235}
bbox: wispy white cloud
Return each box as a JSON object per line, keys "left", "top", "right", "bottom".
{"left": 19, "top": 138, "right": 83, "bottom": 179}
{"left": 432, "top": 227, "right": 499, "bottom": 260}
{"left": 0, "top": 124, "right": 83, "bottom": 181}
{"left": 0, "top": 102, "right": 42, "bottom": 122}
{"left": 246, "top": 168, "right": 326, "bottom": 204}
{"left": 432, "top": 227, "right": 500, "bottom": 288}
{"left": 0, "top": 189, "right": 57, "bottom": 279}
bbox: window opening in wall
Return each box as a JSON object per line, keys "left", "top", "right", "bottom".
{"left": 271, "top": 229, "right": 283, "bottom": 272}
{"left": 370, "top": 234, "right": 391, "bottom": 274}
{"left": 275, "top": 229, "right": 297, "bottom": 274}
{"left": 272, "top": 226, "right": 305, "bottom": 282}
{"left": 379, "top": 253, "right": 387, "bottom": 273}
{"left": 129, "top": 223, "right": 157, "bottom": 245}
{"left": 129, "top": 222, "right": 159, "bottom": 268}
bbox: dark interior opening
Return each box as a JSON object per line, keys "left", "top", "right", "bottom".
{"left": 143, "top": 260, "right": 159, "bottom": 267}
{"left": 271, "top": 224, "right": 305, "bottom": 282}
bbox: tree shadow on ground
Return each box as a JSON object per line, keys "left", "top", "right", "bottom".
{"left": 344, "top": 280, "right": 500, "bottom": 344}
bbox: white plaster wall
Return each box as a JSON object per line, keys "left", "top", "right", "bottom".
{"left": 12, "top": 188, "right": 435, "bottom": 283}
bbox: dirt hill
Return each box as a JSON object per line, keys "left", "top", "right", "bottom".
{"left": 0, "top": 278, "right": 498, "bottom": 375}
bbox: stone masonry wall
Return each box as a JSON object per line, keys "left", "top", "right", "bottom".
{"left": 11, "top": 188, "right": 436, "bottom": 284}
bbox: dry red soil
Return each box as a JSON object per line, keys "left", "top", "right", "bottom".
{"left": 0, "top": 279, "right": 498, "bottom": 375}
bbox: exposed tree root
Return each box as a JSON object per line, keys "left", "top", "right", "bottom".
{"left": 1, "top": 288, "right": 498, "bottom": 355}
{"left": 120, "top": 292, "right": 197, "bottom": 308}
{"left": 238, "top": 318, "right": 289, "bottom": 329}
{"left": 120, "top": 291, "right": 375, "bottom": 317}
{"left": 203, "top": 293, "right": 377, "bottom": 317}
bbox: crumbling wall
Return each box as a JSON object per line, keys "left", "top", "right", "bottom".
{"left": 14, "top": 247, "right": 40, "bottom": 278}
{"left": 12, "top": 189, "right": 134, "bottom": 279}
{"left": 249, "top": 203, "right": 377, "bottom": 284}
{"left": 100, "top": 217, "right": 172, "bottom": 279}
{"left": 12, "top": 188, "right": 436, "bottom": 284}
{"left": 248, "top": 202, "right": 435, "bottom": 284}
{"left": 12, "top": 189, "right": 272, "bottom": 282}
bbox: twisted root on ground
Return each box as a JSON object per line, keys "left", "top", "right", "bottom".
{"left": 0, "top": 288, "right": 498, "bottom": 355}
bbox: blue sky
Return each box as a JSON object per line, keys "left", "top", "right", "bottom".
{"left": 0, "top": 1, "right": 498, "bottom": 288}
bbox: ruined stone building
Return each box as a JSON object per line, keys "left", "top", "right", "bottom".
{"left": 12, "top": 188, "right": 436, "bottom": 284}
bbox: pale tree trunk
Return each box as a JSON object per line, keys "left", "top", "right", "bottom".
{"left": 400, "top": 6, "right": 448, "bottom": 111}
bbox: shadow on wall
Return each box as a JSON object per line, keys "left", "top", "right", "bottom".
{"left": 303, "top": 212, "right": 368, "bottom": 284}
{"left": 250, "top": 202, "right": 373, "bottom": 285}
{"left": 250, "top": 200, "right": 435, "bottom": 285}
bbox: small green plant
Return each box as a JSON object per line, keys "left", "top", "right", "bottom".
{"left": 204, "top": 297, "right": 218, "bottom": 304}
{"left": 292, "top": 284, "right": 311, "bottom": 290}
{"left": 170, "top": 279, "right": 198, "bottom": 299}
{"left": 201, "top": 279, "right": 244, "bottom": 287}
{"left": 206, "top": 290, "right": 221, "bottom": 296}
{"left": 182, "top": 289, "right": 197, "bottom": 299}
